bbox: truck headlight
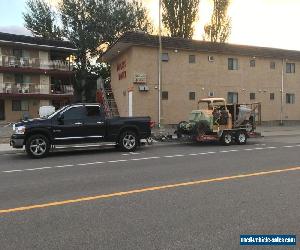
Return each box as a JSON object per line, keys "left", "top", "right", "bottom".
{"left": 15, "top": 125, "right": 26, "bottom": 135}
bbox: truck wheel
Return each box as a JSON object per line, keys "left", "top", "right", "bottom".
{"left": 221, "top": 132, "right": 232, "bottom": 146}
{"left": 236, "top": 131, "right": 247, "bottom": 145}
{"left": 25, "top": 134, "right": 50, "bottom": 158}
{"left": 119, "top": 131, "right": 138, "bottom": 152}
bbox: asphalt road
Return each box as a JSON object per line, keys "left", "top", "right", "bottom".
{"left": 0, "top": 136, "right": 299, "bottom": 250}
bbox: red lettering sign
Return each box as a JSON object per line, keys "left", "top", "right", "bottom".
{"left": 117, "top": 60, "right": 126, "bottom": 72}
{"left": 118, "top": 71, "right": 127, "bottom": 80}
{"left": 117, "top": 60, "right": 127, "bottom": 80}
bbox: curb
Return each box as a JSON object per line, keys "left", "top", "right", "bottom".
{"left": 0, "top": 149, "right": 24, "bottom": 155}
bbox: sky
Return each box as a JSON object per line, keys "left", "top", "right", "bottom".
{"left": 0, "top": 0, "right": 300, "bottom": 51}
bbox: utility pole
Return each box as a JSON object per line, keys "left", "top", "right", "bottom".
{"left": 158, "top": 0, "right": 162, "bottom": 128}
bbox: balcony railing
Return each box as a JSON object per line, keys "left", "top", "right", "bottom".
{"left": 0, "top": 82, "right": 74, "bottom": 95}
{"left": 0, "top": 56, "right": 74, "bottom": 71}
{"left": 51, "top": 84, "right": 74, "bottom": 95}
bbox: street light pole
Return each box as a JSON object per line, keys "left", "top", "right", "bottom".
{"left": 158, "top": 0, "right": 162, "bottom": 128}
{"left": 280, "top": 58, "right": 284, "bottom": 126}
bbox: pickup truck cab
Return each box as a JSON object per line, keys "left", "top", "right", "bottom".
{"left": 10, "top": 103, "right": 152, "bottom": 158}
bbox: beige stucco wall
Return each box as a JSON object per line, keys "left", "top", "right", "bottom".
{"left": 0, "top": 46, "right": 39, "bottom": 59}
{"left": 4, "top": 99, "right": 40, "bottom": 122}
{"left": 40, "top": 100, "right": 50, "bottom": 106}
{"left": 109, "top": 45, "right": 300, "bottom": 124}
{"left": 39, "top": 50, "right": 49, "bottom": 61}
{"left": 3, "top": 73, "right": 40, "bottom": 84}
{"left": 40, "top": 75, "right": 50, "bottom": 94}
{"left": 110, "top": 48, "right": 133, "bottom": 117}
{"left": 0, "top": 73, "right": 3, "bottom": 91}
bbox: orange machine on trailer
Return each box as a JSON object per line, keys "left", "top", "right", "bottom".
{"left": 177, "top": 98, "right": 261, "bottom": 145}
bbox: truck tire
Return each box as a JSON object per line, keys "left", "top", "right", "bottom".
{"left": 118, "top": 131, "right": 138, "bottom": 152}
{"left": 236, "top": 131, "right": 247, "bottom": 145}
{"left": 221, "top": 132, "right": 232, "bottom": 146}
{"left": 25, "top": 134, "right": 50, "bottom": 158}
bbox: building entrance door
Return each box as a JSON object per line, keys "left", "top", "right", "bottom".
{"left": 0, "top": 100, "right": 5, "bottom": 120}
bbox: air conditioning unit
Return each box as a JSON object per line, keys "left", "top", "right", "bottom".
{"left": 208, "top": 56, "right": 214, "bottom": 62}
{"left": 208, "top": 91, "right": 214, "bottom": 97}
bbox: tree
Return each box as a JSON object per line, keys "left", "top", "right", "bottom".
{"left": 23, "top": 0, "right": 63, "bottom": 40}
{"left": 162, "top": 0, "right": 200, "bottom": 39}
{"left": 89, "top": 0, "right": 153, "bottom": 49}
{"left": 204, "top": 0, "right": 231, "bottom": 43}
{"left": 59, "top": 0, "right": 153, "bottom": 101}
{"left": 23, "top": 0, "right": 153, "bottom": 101}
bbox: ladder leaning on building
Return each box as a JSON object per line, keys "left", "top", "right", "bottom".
{"left": 96, "top": 78, "right": 119, "bottom": 117}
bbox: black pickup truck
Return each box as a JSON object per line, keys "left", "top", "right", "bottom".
{"left": 10, "top": 103, "right": 153, "bottom": 158}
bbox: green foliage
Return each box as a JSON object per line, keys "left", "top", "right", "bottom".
{"left": 204, "top": 0, "right": 231, "bottom": 43}
{"left": 89, "top": 0, "right": 153, "bottom": 47}
{"left": 162, "top": 0, "right": 200, "bottom": 39}
{"left": 23, "top": 0, "right": 63, "bottom": 40}
{"left": 23, "top": 0, "right": 153, "bottom": 101}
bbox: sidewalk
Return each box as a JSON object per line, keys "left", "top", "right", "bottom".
{"left": 1, "top": 125, "right": 300, "bottom": 155}
{"left": 256, "top": 125, "right": 300, "bottom": 137}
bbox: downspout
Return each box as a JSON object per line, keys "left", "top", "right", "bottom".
{"left": 280, "top": 58, "right": 284, "bottom": 125}
{"left": 158, "top": 0, "right": 162, "bottom": 128}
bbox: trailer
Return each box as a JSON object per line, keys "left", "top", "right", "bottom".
{"left": 176, "top": 98, "right": 261, "bottom": 145}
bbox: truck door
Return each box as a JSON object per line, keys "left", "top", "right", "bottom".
{"left": 52, "top": 105, "right": 87, "bottom": 144}
{"left": 83, "top": 105, "right": 106, "bottom": 142}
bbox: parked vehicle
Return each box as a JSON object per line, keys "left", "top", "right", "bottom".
{"left": 10, "top": 103, "right": 153, "bottom": 158}
{"left": 176, "top": 98, "right": 260, "bottom": 145}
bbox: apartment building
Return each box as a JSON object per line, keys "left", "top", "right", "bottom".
{"left": 0, "top": 32, "right": 76, "bottom": 122}
{"left": 103, "top": 32, "right": 300, "bottom": 125}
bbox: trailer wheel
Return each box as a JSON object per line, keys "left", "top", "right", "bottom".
{"left": 221, "top": 132, "right": 232, "bottom": 146}
{"left": 236, "top": 131, "right": 247, "bottom": 145}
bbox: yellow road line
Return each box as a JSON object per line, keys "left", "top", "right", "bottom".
{"left": 1, "top": 166, "right": 300, "bottom": 215}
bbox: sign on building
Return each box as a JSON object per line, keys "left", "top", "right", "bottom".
{"left": 133, "top": 73, "right": 147, "bottom": 84}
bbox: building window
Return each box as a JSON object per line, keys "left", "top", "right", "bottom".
{"left": 228, "top": 58, "right": 238, "bottom": 70}
{"left": 227, "top": 92, "right": 238, "bottom": 103}
{"left": 162, "top": 91, "right": 168, "bottom": 100}
{"left": 162, "top": 53, "right": 169, "bottom": 62}
{"left": 208, "top": 91, "right": 214, "bottom": 97}
{"left": 250, "top": 93, "right": 256, "bottom": 100}
{"left": 12, "top": 100, "right": 29, "bottom": 111}
{"left": 250, "top": 59, "right": 256, "bottom": 67}
{"left": 189, "top": 55, "right": 196, "bottom": 63}
{"left": 23, "top": 75, "right": 31, "bottom": 83}
{"left": 286, "top": 93, "right": 295, "bottom": 104}
{"left": 286, "top": 63, "right": 295, "bottom": 73}
{"left": 189, "top": 92, "right": 195, "bottom": 100}
{"left": 13, "top": 49, "right": 22, "bottom": 58}
{"left": 208, "top": 56, "right": 214, "bottom": 62}
{"left": 270, "top": 93, "right": 275, "bottom": 100}
{"left": 15, "top": 74, "right": 23, "bottom": 84}
{"left": 270, "top": 61, "right": 276, "bottom": 69}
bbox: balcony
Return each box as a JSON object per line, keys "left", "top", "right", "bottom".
{"left": 0, "top": 56, "right": 74, "bottom": 71}
{"left": 1, "top": 82, "right": 49, "bottom": 94}
{"left": 51, "top": 84, "right": 74, "bottom": 95}
{"left": 0, "top": 82, "right": 74, "bottom": 96}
